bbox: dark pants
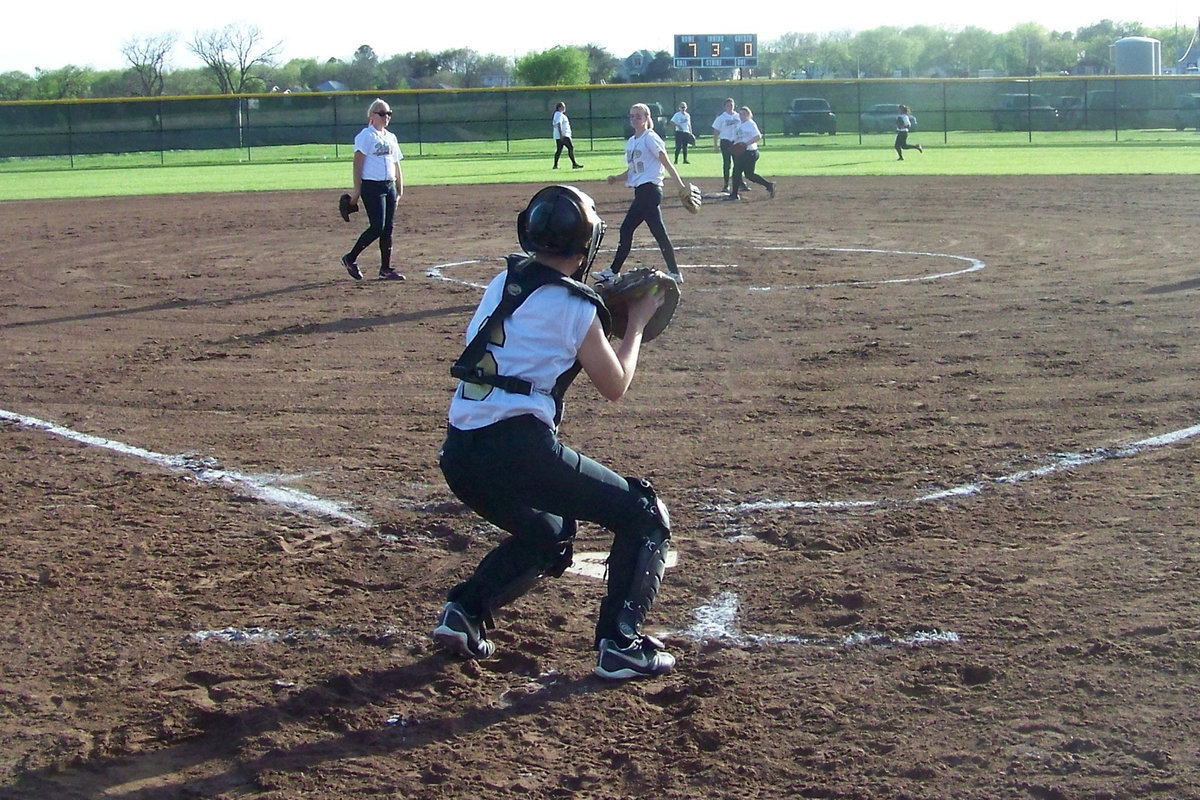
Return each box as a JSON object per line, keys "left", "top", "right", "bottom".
{"left": 674, "top": 131, "right": 691, "bottom": 162}
{"left": 729, "top": 150, "right": 772, "bottom": 199}
{"left": 720, "top": 139, "right": 734, "bottom": 186}
{"left": 895, "top": 131, "right": 919, "bottom": 157}
{"left": 607, "top": 182, "right": 679, "bottom": 275}
{"left": 554, "top": 136, "right": 579, "bottom": 168}
{"left": 439, "top": 414, "right": 659, "bottom": 635}
{"left": 720, "top": 140, "right": 748, "bottom": 190}
{"left": 347, "top": 179, "right": 396, "bottom": 271}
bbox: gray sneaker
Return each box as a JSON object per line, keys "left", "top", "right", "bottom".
{"left": 594, "top": 636, "right": 675, "bottom": 680}
{"left": 433, "top": 602, "right": 495, "bottom": 659}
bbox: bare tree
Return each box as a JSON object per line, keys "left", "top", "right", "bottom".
{"left": 188, "top": 24, "right": 282, "bottom": 94}
{"left": 122, "top": 33, "right": 177, "bottom": 96}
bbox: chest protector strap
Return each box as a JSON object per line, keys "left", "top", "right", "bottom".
{"left": 451, "top": 254, "right": 611, "bottom": 425}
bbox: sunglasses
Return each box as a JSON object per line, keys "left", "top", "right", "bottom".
{"left": 374, "top": 110, "right": 393, "bottom": 117}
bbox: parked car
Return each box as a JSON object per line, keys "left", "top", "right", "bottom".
{"left": 1172, "top": 93, "right": 1200, "bottom": 130}
{"left": 1061, "top": 90, "right": 1145, "bottom": 130}
{"left": 992, "top": 93, "right": 1059, "bottom": 131}
{"left": 783, "top": 97, "right": 836, "bottom": 135}
{"left": 859, "top": 103, "right": 915, "bottom": 134}
{"left": 1055, "top": 95, "right": 1081, "bottom": 120}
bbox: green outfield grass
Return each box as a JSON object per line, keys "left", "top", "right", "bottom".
{"left": 3, "top": 130, "right": 1199, "bottom": 201}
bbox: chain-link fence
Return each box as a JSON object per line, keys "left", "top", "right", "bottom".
{"left": 3, "top": 76, "right": 1199, "bottom": 165}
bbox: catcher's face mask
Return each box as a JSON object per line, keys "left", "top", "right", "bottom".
{"left": 517, "top": 185, "right": 606, "bottom": 281}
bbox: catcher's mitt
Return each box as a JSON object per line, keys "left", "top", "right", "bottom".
{"left": 679, "top": 183, "right": 702, "bottom": 214}
{"left": 594, "top": 267, "right": 681, "bottom": 342}
{"left": 338, "top": 193, "right": 359, "bottom": 222}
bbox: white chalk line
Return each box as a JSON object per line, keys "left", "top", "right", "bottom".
{"left": 0, "top": 408, "right": 370, "bottom": 528}
{"left": 719, "top": 421, "right": 1200, "bottom": 516}
{"left": 425, "top": 245, "right": 985, "bottom": 292}
{"left": 185, "top": 590, "right": 959, "bottom": 653}
{"left": 8, "top": 405, "right": 1193, "bottom": 655}
{"left": 681, "top": 591, "right": 959, "bottom": 649}
{"left": 746, "top": 246, "right": 985, "bottom": 291}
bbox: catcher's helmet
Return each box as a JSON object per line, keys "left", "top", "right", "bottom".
{"left": 517, "top": 185, "right": 606, "bottom": 278}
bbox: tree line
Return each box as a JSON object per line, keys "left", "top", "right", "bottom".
{"left": 2, "top": 18, "right": 1194, "bottom": 101}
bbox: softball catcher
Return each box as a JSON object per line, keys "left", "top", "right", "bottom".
{"left": 434, "top": 184, "right": 676, "bottom": 680}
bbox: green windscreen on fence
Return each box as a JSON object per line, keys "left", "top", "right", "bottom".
{"left": 3, "top": 76, "right": 1199, "bottom": 162}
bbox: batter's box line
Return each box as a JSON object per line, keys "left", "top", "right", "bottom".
{"left": 678, "top": 591, "right": 960, "bottom": 650}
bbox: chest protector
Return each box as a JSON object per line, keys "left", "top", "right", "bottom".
{"left": 451, "top": 254, "right": 611, "bottom": 427}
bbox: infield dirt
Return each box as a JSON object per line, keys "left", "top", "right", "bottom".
{"left": 2, "top": 175, "right": 1199, "bottom": 799}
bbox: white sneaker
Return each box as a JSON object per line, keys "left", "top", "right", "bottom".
{"left": 593, "top": 268, "right": 617, "bottom": 287}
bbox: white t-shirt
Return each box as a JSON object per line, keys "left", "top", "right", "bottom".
{"left": 354, "top": 126, "right": 402, "bottom": 181}
{"left": 712, "top": 110, "right": 740, "bottom": 142}
{"left": 624, "top": 130, "right": 668, "bottom": 188}
{"left": 732, "top": 119, "right": 763, "bottom": 151}
{"left": 552, "top": 110, "right": 572, "bottom": 139}
{"left": 896, "top": 113, "right": 915, "bottom": 133}
{"left": 449, "top": 270, "right": 597, "bottom": 431}
{"left": 670, "top": 111, "right": 692, "bottom": 134}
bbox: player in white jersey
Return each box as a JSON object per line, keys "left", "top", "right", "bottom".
{"left": 726, "top": 106, "right": 776, "bottom": 201}
{"left": 711, "top": 97, "right": 748, "bottom": 194}
{"left": 593, "top": 103, "right": 688, "bottom": 286}
{"left": 434, "top": 185, "right": 676, "bottom": 680}
{"left": 894, "top": 104, "right": 923, "bottom": 160}
{"left": 669, "top": 102, "right": 693, "bottom": 164}
{"left": 551, "top": 101, "right": 584, "bottom": 170}
{"left": 340, "top": 98, "right": 405, "bottom": 281}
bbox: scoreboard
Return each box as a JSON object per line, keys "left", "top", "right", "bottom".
{"left": 673, "top": 34, "right": 758, "bottom": 69}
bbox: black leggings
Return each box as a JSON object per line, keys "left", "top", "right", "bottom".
{"left": 607, "top": 182, "right": 678, "bottom": 275}
{"left": 895, "top": 131, "right": 919, "bottom": 156}
{"left": 674, "top": 131, "right": 691, "bottom": 162}
{"left": 348, "top": 179, "right": 396, "bottom": 270}
{"left": 439, "top": 415, "right": 660, "bottom": 627}
{"left": 554, "top": 136, "right": 578, "bottom": 167}
{"left": 720, "top": 139, "right": 735, "bottom": 185}
{"left": 730, "top": 150, "right": 772, "bottom": 198}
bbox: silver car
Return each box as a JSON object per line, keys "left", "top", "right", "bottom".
{"left": 859, "top": 103, "right": 915, "bottom": 134}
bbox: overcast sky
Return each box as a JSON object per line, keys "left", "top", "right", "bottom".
{"left": 4, "top": 0, "right": 1197, "bottom": 75}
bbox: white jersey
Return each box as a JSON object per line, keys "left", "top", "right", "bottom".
{"left": 624, "top": 130, "right": 668, "bottom": 188}
{"left": 670, "top": 111, "right": 692, "bottom": 134}
{"left": 896, "top": 113, "right": 915, "bottom": 133}
{"left": 712, "top": 110, "right": 740, "bottom": 142}
{"left": 448, "top": 270, "right": 597, "bottom": 431}
{"left": 552, "top": 110, "right": 572, "bottom": 139}
{"left": 732, "top": 119, "right": 763, "bottom": 151}
{"left": 354, "top": 126, "right": 402, "bottom": 181}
